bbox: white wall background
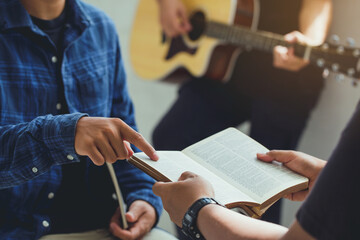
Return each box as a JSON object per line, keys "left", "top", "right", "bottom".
{"left": 84, "top": 0, "right": 360, "bottom": 235}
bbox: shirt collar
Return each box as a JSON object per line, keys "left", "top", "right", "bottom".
{"left": 0, "top": 0, "right": 33, "bottom": 30}
{"left": 0, "top": 0, "right": 91, "bottom": 32}
{"left": 66, "top": 0, "right": 92, "bottom": 31}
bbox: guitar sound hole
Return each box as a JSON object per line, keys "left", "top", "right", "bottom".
{"left": 164, "top": 11, "right": 206, "bottom": 60}
{"left": 189, "top": 11, "right": 206, "bottom": 41}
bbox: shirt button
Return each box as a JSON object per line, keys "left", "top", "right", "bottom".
{"left": 56, "top": 103, "right": 62, "bottom": 110}
{"left": 32, "top": 167, "right": 38, "bottom": 173}
{"left": 112, "top": 193, "right": 117, "bottom": 200}
{"left": 48, "top": 192, "right": 55, "bottom": 199}
{"left": 42, "top": 220, "right": 50, "bottom": 228}
{"left": 51, "top": 56, "right": 58, "bottom": 63}
{"left": 67, "top": 154, "right": 74, "bottom": 161}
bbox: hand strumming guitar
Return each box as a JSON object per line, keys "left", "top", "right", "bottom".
{"left": 157, "top": 0, "right": 192, "bottom": 37}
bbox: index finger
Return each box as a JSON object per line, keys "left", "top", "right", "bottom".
{"left": 117, "top": 120, "right": 159, "bottom": 161}
{"left": 178, "top": 6, "right": 192, "bottom": 32}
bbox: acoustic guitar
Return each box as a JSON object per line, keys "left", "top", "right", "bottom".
{"left": 130, "top": 0, "right": 360, "bottom": 84}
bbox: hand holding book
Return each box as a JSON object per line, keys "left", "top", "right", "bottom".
{"left": 257, "top": 150, "right": 326, "bottom": 201}
{"left": 153, "top": 171, "right": 215, "bottom": 227}
{"left": 128, "top": 128, "right": 312, "bottom": 217}
{"left": 152, "top": 150, "right": 326, "bottom": 227}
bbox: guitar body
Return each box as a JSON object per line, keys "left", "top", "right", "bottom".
{"left": 130, "top": 0, "right": 260, "bottom": 82}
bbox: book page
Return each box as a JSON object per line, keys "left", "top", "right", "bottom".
{"left": 132, "top": 151, "right": 257, "bottom": 206}
{"left": 182, "top": 128, "right": 308, "bottom": 204}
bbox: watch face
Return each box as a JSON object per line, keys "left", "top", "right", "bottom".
{"left": 181, "top": 198, "right": 218, "bottom": 240}
{"left": 181, "top": 227, "right": 191, "bottom": 237}
{"left": 184, "top": 214, "right": 192, "bottom": 222}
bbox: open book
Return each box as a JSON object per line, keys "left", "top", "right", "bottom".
{"left": 128, "top": 128, "right": 308, "bottom": 218}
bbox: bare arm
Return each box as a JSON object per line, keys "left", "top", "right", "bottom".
{"left": 153, "top": 171, "right": 316, "bottom": 240}
{"left": 198, "top": 205, "right": 315, "bottom": 240}
{"left": 273, "top": 0, "right": 333, "bottom": 71}
{"left": 299, "top": 0, "right": 333, "bottom": 45}
{"left": 198, "top": 204, "right": 287, "bottom": 240}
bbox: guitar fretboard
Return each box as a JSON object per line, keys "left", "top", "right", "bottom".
{"left": 205, "top": 21, "right": 308, "bottom": 59}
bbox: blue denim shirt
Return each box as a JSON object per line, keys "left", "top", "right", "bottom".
{"left": 0, "top": 0, "right": 161, "bottom": 239}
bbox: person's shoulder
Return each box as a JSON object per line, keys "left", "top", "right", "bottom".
{"left": 77, "top": 1, "right": 117, "bottom": 33}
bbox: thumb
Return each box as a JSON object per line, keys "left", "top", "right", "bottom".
{"left": 263, "top": 150, "right": 294, "bottom": 164}
{"left": 126, "top": 202, "right": 145, "bottom": 222}
{"left": 125, "top": 211, "right": 136, "bottom": 223}
{"left": 123, "top": 141, "right": 134, "bottom": 159}
{"left": 152, "top": 182, "right": 168, "bottom": 197}
{"left": 284, "top": 31, "right": 305, "bottom": 43}
{"left": 284, "top": 32, "right": 297, "bottom": 43}
{"left": 264, "top": 150, "right": 313, "bottom": 177}
{"left": 178, "top": 171, "right": 197, "bottom": 181}
{"left": 285, "top": 31, "right": 308, "bottom": 45}
{"left": 257, "top": 153, "right": 275, "bottom": 162}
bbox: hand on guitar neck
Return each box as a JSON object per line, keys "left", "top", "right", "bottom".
{"left": 273, "top": 31, "right": 314, "bottom": 72}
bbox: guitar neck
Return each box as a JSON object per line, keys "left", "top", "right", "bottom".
{"left": 203, "top": 20, "right": 360, "bottom": 83}
{"left": 206, "top": 21, "right": 309, "bottom": 60}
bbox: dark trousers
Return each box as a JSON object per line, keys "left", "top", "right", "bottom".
{"left": 152, "top": 52, "right": 323, "bottom": 239}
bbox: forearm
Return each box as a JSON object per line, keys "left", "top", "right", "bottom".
{"left": 197, "top": 205, "right": 288, "bottom": 240}
{"left": 299, "top": 0, "right": 332, "bottom": 44}
{"left": 0, "top": 113, "right": 86, "bottom": 189}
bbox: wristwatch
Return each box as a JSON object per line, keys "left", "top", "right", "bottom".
{"left": 181, "top": 197, "right": 224, "bottom": 240}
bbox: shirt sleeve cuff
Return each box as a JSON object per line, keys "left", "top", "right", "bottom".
{"left": 42, "top": 113, "right": 88, "bottom": 165}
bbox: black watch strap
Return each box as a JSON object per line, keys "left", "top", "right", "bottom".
{"left": 181, "top": 197, "right": 224, "bottom": 240}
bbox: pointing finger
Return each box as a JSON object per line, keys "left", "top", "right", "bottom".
{"left": 116, "top": 120, "right": 159, "bottom": 161}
